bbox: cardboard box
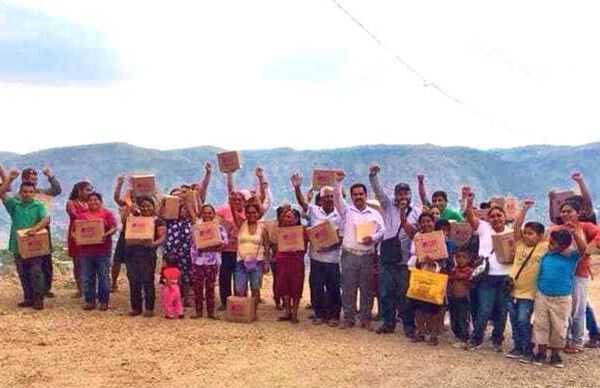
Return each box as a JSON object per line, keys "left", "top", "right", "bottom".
{"left": 492, "top": 230, "right": 516, "bottom": 264}
{"left": 217, "top": 151, "right": 241, "bottom": 173}
{"left": 125, "top": 216, "right": 155, "bottom": 245}
{"left": 356, "top": 222, "right": 376, "bottom": 242}
{"left": 131, "top": 175, "right": 156, "bottom": 198}
{"left": 550, "top": 190, "right": 574, "bottom": 223}
{"left": 307, "top": 221, "right": 339, "bottom": 251}
{"left": 277, "top": 225, "right": 305, "bottom": 252}
{"left": 449, "top": 222, "right": 473, "bottom": 247}
{"left": 162, "top": 195, "right": 180, "bottom": 220}
{"left": 34, "top": 193, "right": 53, "bottom": 211}
{"left": 17, "top": 229, "right": 50, "bottom": 259}
{"left": 74, "top": 219, "right": 105, "bottom": 246}
{"left": 312, "top": 169, "right": 339, "bottom": 189}
{"left": 414, "top": 231, "right": 449, "bottom": 261}
{"left": 191, "top": 221, "right": 222, "bottom": 249}
{"left": 225, "top": 296, "right": 256, "bottom": 323}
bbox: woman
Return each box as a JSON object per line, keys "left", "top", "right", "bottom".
{"left": 231, "top": 201, "right": 270, "bottom": 313}
{"left": 162, "top": 189, "right": 194, "bottom": 307}
{"left": 124, "top": 195, "right": 167, "bottom": 317}
{"left": 190, "top": 204, "right": 228, "bottom": 319}
{"left": 463, "top": 187, "right": 511, "bottom": 352}
{"left": 66, "top": 181, "right": 93, "bottom": 298}
{"left": 551, "top": 201, "right": 600, "bottom": 353}
{"left": 273, "top": 208, "right": 307, "bottom": 324}
{"left": 74, "top": 192, "right": 117, "bottom": 310}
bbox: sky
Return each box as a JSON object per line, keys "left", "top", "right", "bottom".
{"left": 1, "top": 0, "right": 599, "bottom": 154}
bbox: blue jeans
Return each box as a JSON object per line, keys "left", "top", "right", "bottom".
{"left": 587, "top": 303, "right": 599, "bottom": 338}
{"left": 234, "top": 261, "right": 263, "bottom": 295}
{"left": 81, "top": 255, "right": 111, "bottom": 304}
{"left": 508, "top": 298, "right": 534, "bottom": 354}
{"left": 469, "top": 275, "right": 510, "bottom": 346}
{"left": 449, "top": 297, "right": 470, "bottom": 342}
{"left": 379, "top": 263, "right": 402, "bottom": 329}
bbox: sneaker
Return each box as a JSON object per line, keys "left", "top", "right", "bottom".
{"left": 17, "top": 301, "right": 33, "bottom": 308}
{"left": 452, "top": 341, "right": 468, "bottom": 349}
{"left": 532, "top": 353, "right": 546, "bottom": 366}
{"left": 339, "top": 320, "right": 355, "bottom": 329}
{"left": 467, "top": 342, "right": 482, "bottom": 351}
{"left": 519, "top": 354, "right": 535, "bottom": 364}
{"left": 312, "top": 318, "right": 325, "bottom": 326}
{"left": 98, "top": 304, "right": 109, "bottom": 311}
{"left": 45, "top": 291, "right": 55, "bottom": 298}
{"left": 585, "top": 338, "right": 600, "bottom": 348}
{"left": 506, "top": 348, "right": 523, "bottom": 359}
{"left": 550, "top": 353, "right": 564, "bottom": 368}
{"left": 328, "top": 319, "right": 340, "bottom": 328}
{"left": 83, "top": 303, "right": 96, "bottom": 311}
{"left": 375, "top": 324, "right": 395, "bottom": 334}
{"left": 128, "top": 310, "right": 142, "bottom": 317}
{"left": 492, "top": 343, "right": 503, "bottom": 353}
{"left": 142, "top": 310, "right": 154, "bottom": 318}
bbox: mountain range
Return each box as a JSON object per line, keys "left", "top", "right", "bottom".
{"left": 1, "top": 142, "right": 599, "bottom": 245}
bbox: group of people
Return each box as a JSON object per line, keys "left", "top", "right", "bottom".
{"left": 1, "top": 161, "right": 599, "bottom": 369}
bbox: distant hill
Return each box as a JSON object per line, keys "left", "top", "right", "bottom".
{"left": 1, "top": 142, "right": 599, "bottom": 245}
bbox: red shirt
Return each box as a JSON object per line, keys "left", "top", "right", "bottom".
{"left": 551, "top": 222, "right": 600, "bottom": 278}
{"left": 75, "top": 208, "right": 117, "bottom": 257}
{"left": 162, "top": 266, "right": 181, "bottom": 283}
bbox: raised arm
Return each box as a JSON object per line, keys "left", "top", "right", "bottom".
{"left": 113, "top": 175, "right": 127, "bottom": 207}
{"left": 197, "top": 162, "right": 212, "bottom": 204}
{"left": 183, "top": 191, "right": 199, "bottom": 224}
{"left": 572, "top": 172, "right": 594, "bottom": 217}
{"left": 40, "top": 167, "right": 62, "bottom": 197}
{"left": 566, "top": 223, "right": 588, "bottom": 257}
{"left": 255, "top": 167, "right": 266, "bottom": 203}
{"left": 0, "top": 170, "right": 19, "bottom": 198}
{"left": 333, "top": 171, "right": 348, "bottom": 218}
{"left": 368, "top": 164, "right": 392, "bottom": 209}
{"left": 229, "top": 195, "right": 244, "bottom": 229}
{"left": 226, "top": 172, "right": 235, "bottom": 196}
{"left": 0, "top": 164, "right": 7, "bottom": 185}
{"left": 291, "top": 173, "right": 309, "bottom": 213}
{"left": 417, "top": 175, "right": 430, "bottom": 207}
{"left": 463, "top": 186, "right": 480, "bottom": 230}
{"left": 514, "top": 199, "right": 534, "bottom": 241}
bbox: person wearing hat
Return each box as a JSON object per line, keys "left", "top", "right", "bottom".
{"left": 369, "top": 164, "right": 421, "bottom": 336}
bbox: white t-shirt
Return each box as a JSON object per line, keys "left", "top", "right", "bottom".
{"left": 476, "top": 220, "right": 511, "bottom": 276}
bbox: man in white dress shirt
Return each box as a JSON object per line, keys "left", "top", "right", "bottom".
{"left": 333, "top": 171, "right": 385, "bottom": 329}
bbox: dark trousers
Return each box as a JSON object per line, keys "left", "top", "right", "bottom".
{"left": 219, "top": 251, "right": 237, "bottom": 306}
{"left": 470, "top": 275, "right": 510, "bottom": 346}
{"left": 449, "top": 297, "right": 470, "bottom": 342}
{"left": 379, "top": 263, "right": 402, "bottom": 329}
{"left": 398, "top": 265, "right": 416, "bottom": 335}
{"left": 41, "top": 255, "right": 53, "bottom": 292}
{"left": 586, "top": 303, "right": 599, "bottom": 339}
{"left": 310, "top": 259, "right": 341, "bottom": 320}
{"left": 125, "top": 255, "right": 157, "bottom": 312}
{"left": 15, "top": 255, "right": 45, "bottom": 303}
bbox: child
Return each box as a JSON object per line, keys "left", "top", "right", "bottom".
{"left": 507, "top": 200, "right": 547, "bottom": 360}
{"left": 190, "top": 204, "right": 228, "bottom": 319}
{"left": 448, "top": 247, "right": 473, "bottom": 348}
{"left": 161, "top": 255, "right": 184, "bottom": 319}
{"left": 529, "top": 227, "right": 587, "bottom": 368}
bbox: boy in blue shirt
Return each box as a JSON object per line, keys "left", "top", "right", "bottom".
{"left": 528, "top": 226, "right": 587, "bottom": 368}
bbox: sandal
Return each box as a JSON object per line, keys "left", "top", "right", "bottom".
{"left": 564, "top": 345, "right": 582, "bottom": 354}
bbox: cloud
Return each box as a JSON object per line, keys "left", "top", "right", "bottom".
{"left": 0, "top": 4, "right": 123, "bottom": 85}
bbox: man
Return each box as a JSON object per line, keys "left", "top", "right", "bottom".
{"left": 369, "top": 164, "right": 421, "bottom": 336}
{"left": 291, "top": 173, "right": 342, "bottom": 326}
{"left": 1, "top": 172, "right": 50, "bottom": 309}
{"left": 417, "top": 174, "right": 463, "bottom": 221}
{"left": 333, "top": 171, "right": 385, "bottom": 329}
{"left": 20, "top": 167, "right": 61, "bottom": 298}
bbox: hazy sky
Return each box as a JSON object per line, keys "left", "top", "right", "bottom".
{"left": 1, "top": 0, "right": 599, "bottom": 154}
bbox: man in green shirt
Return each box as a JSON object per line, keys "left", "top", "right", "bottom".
{"left": 417, "top": 174, "right": 464, "bottom": 222}
{"left": 1, "top": 172, "right": 50, "bottom": 310}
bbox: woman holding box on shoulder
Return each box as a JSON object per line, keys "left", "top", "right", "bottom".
{"left": 123, "top": 195, "right": 166, "bottom": 317}
{"left": 66, "top": 181, "right": 93, "bottom": 298}
{"left": 74, "top": 192, "right": 117, "bottom": 311}
{"left": 231, "top": 198, "right": 270, "bottom": 314}
{"left": 462, "top": 186, "right": 511, "bottom": 353}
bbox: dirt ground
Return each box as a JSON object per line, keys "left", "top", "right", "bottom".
{"left": 1, "top": 264, "right": 599, "bottom": 388}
